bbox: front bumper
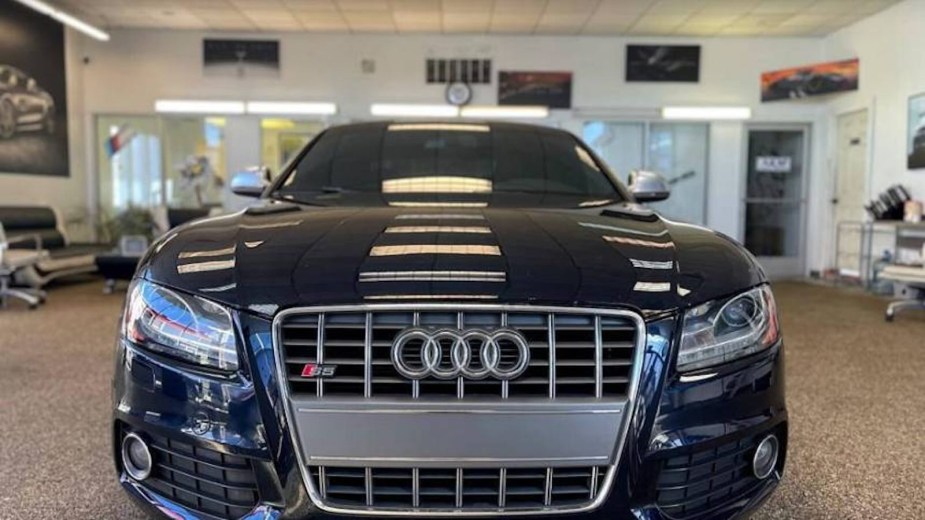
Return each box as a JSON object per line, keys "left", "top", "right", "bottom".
{"left": 113, "top": 314, "right": 787, "bottom": 520}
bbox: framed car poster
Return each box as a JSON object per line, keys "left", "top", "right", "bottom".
{"left": 498, "top": 71, "right": 572, "bottom": 109}
{"left": 908, "top": 92, "right": 925, "bottom": 170}
{"left": 0, "top": 0, "right": 70, "bottom": 177}
{"left": 761, "top": 58, "right": 859, "bottom": 102}
{"left": 626, "top": 45, "right": 700, "bottom": 82}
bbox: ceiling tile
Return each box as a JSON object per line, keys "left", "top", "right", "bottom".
{"left": 645, "top": 0, "right": 708, "bottom": 15}
{"left": 807, "top": 0, "right": 865, "bottom": 14}
{"left": 673, "top": 23, "right": 724, "bottom": 36}
{"left": 342, "top": 10, "right": 396, "bottom": 30}
{"left": 441, "top": 0, "right": 494, "bottom": 12}
{"left": 336, "top": 0, "right": 391, "bottom": 11}
{"left": 393, "top": 11, "right": 442, "bottom": 31}
{"left": 780, "top": 13, "right": 832, "bottom": 27}
{"left": 581, "top": 20, "right": 632, "bottom": 35}
{"left": 493, "top": 0, "right": 547, "bottom": 14}
{"left": 389, "top": 0, "right": 441, "bottom": 11}
{"left": 544, "top": 0, "right": 599, "bottom": 14}
{"left": 697, "top": 0, "right": 762, "bottom": 14}
{"left": 294, "top": 10, "right": 349, "bottom": 29}
{"left": 442, "top": 11, "right": 491, "bottom": 31}
{"left": 752, "top": 0, "right": 815, "bottom": 14}
{"left": 282, "top": 0, "right": 339, "bottom": 10}
{"left": 734, "top": 14, "right": 794, "bottom": 29}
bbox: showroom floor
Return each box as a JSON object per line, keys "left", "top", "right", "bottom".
{"left": 0, "top": 281, "right": 922, "bottom": 519}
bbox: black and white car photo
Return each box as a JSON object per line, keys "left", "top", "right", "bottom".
{"left": 0, "top": 64, "right": 56, "bottom": 139}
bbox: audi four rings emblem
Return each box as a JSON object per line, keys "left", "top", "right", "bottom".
{"left": 391, "top": 328, "right": 530, "bottom": 381}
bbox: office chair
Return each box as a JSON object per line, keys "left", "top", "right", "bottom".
{"left": 0, "top": 222, "right": 48, "bottom": 309}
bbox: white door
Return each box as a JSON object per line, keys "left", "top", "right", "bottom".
{"left": 834, "top": 110, "right": 869, "bottom": 276}
{"left": 743, "top": 125, "right": 810, "bottom": 279}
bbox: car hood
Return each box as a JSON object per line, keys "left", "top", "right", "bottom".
{"left": 139, "top": 203, "right": 766, "bottom": 318}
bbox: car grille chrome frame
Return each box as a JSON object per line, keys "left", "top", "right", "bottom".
{"left": 271, "top": 304, "right": 647, "bottom": 516}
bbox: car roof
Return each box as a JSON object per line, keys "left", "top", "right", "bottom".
{"left": 325, "top": 119, "right": 571, "bottom": 137}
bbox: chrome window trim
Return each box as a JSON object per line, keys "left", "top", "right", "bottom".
{"left": 271, "top": 303, "right": 648, "bottom": 516}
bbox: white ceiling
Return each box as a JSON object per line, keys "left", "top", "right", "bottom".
{"left": 52, "top": 0, "right": 902, "bottom": 37}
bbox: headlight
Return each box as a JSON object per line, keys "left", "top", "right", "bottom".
{"left": 677, "top": 285, "right": 780, "bottom": 372}
{"left": 123, "top": 280, "right": 238, "bottom": 371}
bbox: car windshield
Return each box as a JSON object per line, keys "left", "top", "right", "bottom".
{"left": 273, "top": 122, "right": 624, "bottom": 207}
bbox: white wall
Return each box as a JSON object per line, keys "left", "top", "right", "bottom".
{"left": 0, "top": 30, "right": 92, "bottom": 240}
{"left": 824, "top": 0, "right": 925, "bottom": 200}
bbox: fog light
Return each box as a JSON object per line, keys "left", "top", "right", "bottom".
{"left": 752, "top": 434, "right": 779, "bottom": 479}
{"left": 122, "top": 433, "right": 153, "bottom": 481}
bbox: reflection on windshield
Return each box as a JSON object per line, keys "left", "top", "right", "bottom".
{"left": 273, "top": 122, "right": 624, "bottom": 208}
{"left": 382, "top": 176, "right": 492, "bottom": 194}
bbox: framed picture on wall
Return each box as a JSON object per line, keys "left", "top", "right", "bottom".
{"left": 498, "top": 71, "right": 572, "bottom": 109}
{"left": 0, "top": 1, "right": 70, "bottom": 177}
{"left": 626, "top": 45, "right": 700, "bottom": 83}
{"left": 908, "top": 92, "right": 925, "bottom": 170}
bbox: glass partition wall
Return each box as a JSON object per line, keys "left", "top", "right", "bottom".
{"left": 97, "top": 115, "right": 327, "bottom": 217}
{"left": 583, "top": 121, "right": 709, "bottom": 225}
{"left": 97, "top": 115, "right": 227, "bottom": 217}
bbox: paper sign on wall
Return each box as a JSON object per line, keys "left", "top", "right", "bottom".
{"left": 756, "top": 156, "right": 792, "bottom": 173}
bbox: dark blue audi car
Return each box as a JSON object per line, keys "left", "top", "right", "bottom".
{"left": 113, "top": 121, "right": 786, "bottom": 520}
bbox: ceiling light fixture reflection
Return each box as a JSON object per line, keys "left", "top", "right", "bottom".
{"left": 388, "top": 202, "right": 489, "bottom": 208}
{"left": 603, "top": 236, "right": 675, "bottom": 249}
{"left": 395, "top": 214, "right": 485, "bottom": 220}
{"left": 388, "top": 123, "right": 490, "bottom": 132}
{"left": 578, "top": 200, "right": 614, "bottom": 208}
{"left": 177, "top": 259, "right": 236, "bottom": 274}
{"left": 629, "top": 259, "right": 675, "bottom": 270}
{"left": 359, "top": 271, "right": 506, "bottom": 283}
{"left": 633, "top": 281, "right": 672, "bottom": 293}
{"left": 661, "top": 106, "right": 752, "bottom": 121}
{"left": 371, "top": 104, "right": 460, "bottom": 118}
{"left": 246, "top": 101, "right": 338, "bottom": 115}
{"left": 579, "top": 222, "right": 669, "bottom": 237}
{"left": 369, "top": 245, "right": 502, "bottom": 257}
{"left": 365, "top": 294, "right": 498, "bottom": 301}
{"left": 177, "top": 245, "right": 236, "bottom": 259}
{"left": 383, "top": 176, "right": 492, "bottom": 194}
{"left": 13, "top": 0, "right": 111, "bottom": 41}
{"left": 460, "top": 106, "right": 550, "bottom": 119}
{"left": 155, "top": 100, "right": 246, "bottom": 115}
{"left": 384, "top": 226, "right": 492, "bottom": 234}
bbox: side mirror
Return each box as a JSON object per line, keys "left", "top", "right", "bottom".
{"left": 627, "top": 170, "right": 670, "bottom": 203}
{"left": 231, "top": 166, "right": 271, "bottom": 198}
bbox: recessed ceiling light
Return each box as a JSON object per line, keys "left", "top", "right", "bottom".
{"left": 661, "top": 106, "right": 752, "bottom": 121}
{"left": 13, "top": 0, "right": 110, "bottom": 41}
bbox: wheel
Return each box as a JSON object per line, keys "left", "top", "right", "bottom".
{"left": 885, "top": 313, "right": 894, "bottom": 322}
{"left": 44, "top": 111, "right": 55, "bottom": 134}
{"left": 0, "top": 100, "right": 15, "bottom": 139}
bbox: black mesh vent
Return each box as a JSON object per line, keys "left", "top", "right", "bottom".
{"left": 121, "top": 428, "right": 260, "bottom": 520}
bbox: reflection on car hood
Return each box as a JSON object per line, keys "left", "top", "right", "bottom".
{"left": 139, "top": 203, "right": 766, "bottom": 318}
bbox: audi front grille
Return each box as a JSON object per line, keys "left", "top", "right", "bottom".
{"left": 272, "top": 304, "right": 645, "bottom": 516}
{"left": 309, "top": 465, "right": 609, "bottom": 512}
{"left": 278, "top": 307, "right": 639, "bottom": 400}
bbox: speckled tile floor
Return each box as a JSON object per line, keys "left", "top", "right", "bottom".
{"left": 0, "top": 280, "right": 922, "bottom": 519}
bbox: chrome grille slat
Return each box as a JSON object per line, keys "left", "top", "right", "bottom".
{"left": 313, "top": 465, "right": 607, "bottom": 512}
{"left": 280, "top": 309, "right": 638, "bottom": 400}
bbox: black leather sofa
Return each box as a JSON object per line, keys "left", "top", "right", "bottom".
{"left": 0, "top": 206, "right": 110, "bottom": 287}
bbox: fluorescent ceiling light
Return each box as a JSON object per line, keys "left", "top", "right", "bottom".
{"left": 460, "top": 106, "right": 550, "bottom": 119}
{"left": 13, "top": 0, "right": 110, "bottom": 41}
{"left": 661, "top": 106, "right": 752, "bottom": 121}
{"left": 371, "top": 104, "right": 460, "bottom": 118}
{"left": 155, "top": 100, "right": 246, "bottom": 115}
{"left": 246, "top": 101, "right": 337, "bottom": 115}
